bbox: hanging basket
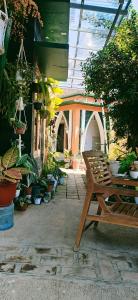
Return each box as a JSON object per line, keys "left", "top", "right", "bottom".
{"left": 0, "top": 10, "right": 8, "bottom": 55}
{"left": 14, "top": 125, "right": 27, "bottom": 135}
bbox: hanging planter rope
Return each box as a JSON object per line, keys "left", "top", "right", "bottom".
{"left": 0, "top": 0, "right": 8, "bottom": 55}
{"left": 13, "top": 106, "right": 27, "bottom": 135}
{"left": 16, "top": 96, "right": 25, "bottom": 111}
{"left": 16, "top": 38, "right": 28, "bottom": 82}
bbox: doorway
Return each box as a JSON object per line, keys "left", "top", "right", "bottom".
{"left": 57, "top": 123, "right": 64, "bottom": 152}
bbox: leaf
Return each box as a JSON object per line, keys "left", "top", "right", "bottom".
{"left": 3, "top": 168, "right": 22, "bottom": 180}
{"left": 0, "top": 157, "right": 4, "bottom": 172}
{"left": 16, "top": 154, "right": 29, "bottom": 166}
{"left": 2, "top": 176, "right": 17, "bottom": 183}
{"left": 18, "top": 167, "right": 30, "bottom": 175}
{"left": 2, "top": 147, "right": 19, "bottom": 169}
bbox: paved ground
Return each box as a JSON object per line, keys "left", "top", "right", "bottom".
{"left": 0, "top": 169, "right": 138, "bottom": 300}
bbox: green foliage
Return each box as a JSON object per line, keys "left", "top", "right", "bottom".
{"left": 42, "top": 152, "right": 66, "bottom": 178}
{"left": 42, "top": 152, "right": 57, "bottom": 176}
{"left": 119, "top": 152, "right": 137, "bottom": 174}
{"left": 36, "top": 76, "right": 63, "bottom": 123}
{"left": 11, "top": 118, "right": 26, "bottom": 129}
{"left": 0, "top": 62, "right": 34, "bottom": 120}
{"left": 0, "top": 146, "right": 30, "bottom": 183}
{"left": 82, "top": 10, "right": 138, "bottom": 147}
{"left": 64, "top": 149, "right": 72, "bottom": 159}
{"left": 17, "top": 155, "right": 39, "bottom": 187}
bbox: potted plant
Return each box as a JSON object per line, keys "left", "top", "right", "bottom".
{"left": 39, "top": 107, "right": 50, "bottom": 119}
{"left": 15, "top": 182, "right": 21, "bottom": 198}
{"left": 71, "top": 153, "right": 82, "bottom": 169}
{"left": 14, "top": 196, "right": 29, "bottom": 211}
{"left": 11, "top": 118, "right": 27, "bottom": 135}
{"left": 119, "top": 152, "right": 137, "bottom": 174}
{"left": 0, "top": 0, "right": 43, "bottom": 39}
{"left": 0, "top": 146, "right": 30, "bottom": 207}
{"left": 129, "top": 162, "right": 138, "bottom": 179}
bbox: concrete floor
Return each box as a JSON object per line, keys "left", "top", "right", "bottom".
{"left": 0, "top": 169, "right": 138, "bottom": 300}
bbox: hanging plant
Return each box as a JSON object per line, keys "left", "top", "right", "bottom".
{"left": 0, "top": 0, "right": 43, "bottom": 39}
{"left": 12, "top": 119, "right": 27, "bottom": 135}
{"left": 35, "top": 76, "right": 63, "bottom": 122}
{"left": 0, "top": 38, "right": 34, "bottom": 119}
{"left": 39, "top": 106, "right": 50, "bottom": 119}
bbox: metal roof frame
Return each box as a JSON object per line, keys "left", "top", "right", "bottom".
{"left": 60, "top": 0, "right": 132, "bottom": 89}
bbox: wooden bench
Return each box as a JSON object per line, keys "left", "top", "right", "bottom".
{"left": 74, "top": 150, "right": 138, "bottom": 249}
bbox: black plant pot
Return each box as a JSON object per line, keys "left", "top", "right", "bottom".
{"left": 32, "top": 82, "right": 42, "bottom": 93}
{"left": 32, "top": 184, "right": 41, "bottom": 196}
{"left": 33, "top": 102, "right": 42, "bottom": 110}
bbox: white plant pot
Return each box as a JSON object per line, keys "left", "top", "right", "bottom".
{"left": 34, "top": 197, "right": 41, "bottom": 205}
{"left": 109, "top": 160, "right": 120, "bottom": 176}
{"left": 16, "top": 97, "right": 25, "bottom": 111}
{"left": 59, "top": 177, "right": 65, "bottom": 185}
{"left": 134, "top": 161, "right": 138, "bottom": 170}
{"left": 15, "top": 189, "right": 20, "bottom": 198}
{"left": 0, "top": 11, "right": 8, "bottom": 55}
{"left": 129, "top": 171, "right": 138, "bottom": 179}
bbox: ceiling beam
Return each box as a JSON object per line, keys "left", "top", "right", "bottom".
{"left": 104, "top": 0, "right": 124, "bottom": 47}
{"left": 70, "top": 3, "right": 127, "bottom": 15}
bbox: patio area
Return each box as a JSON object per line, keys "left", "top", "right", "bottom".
{"left": 0, "top": 169, "right": 138, "bottom": 300}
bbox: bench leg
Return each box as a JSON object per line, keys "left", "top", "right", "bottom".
{"left": 74, "top": 189, "right": 92, "bottom": 250}
{"left": 94, "top": 205, "right": 102, "bottom": 228}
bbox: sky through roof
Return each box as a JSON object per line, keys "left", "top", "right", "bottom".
{"left": 60, "top": 0, "right": 132, "bottom": 91}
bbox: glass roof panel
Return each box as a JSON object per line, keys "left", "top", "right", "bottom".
{"left": 60, "top": 0, "right": 132, "bottom": 90}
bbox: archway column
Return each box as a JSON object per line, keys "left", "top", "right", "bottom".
{"left": 71, "top": 109, "right": 80, "bottom": 155}
{"left": 80, "top": 110, "right": 86, "bottom": 153}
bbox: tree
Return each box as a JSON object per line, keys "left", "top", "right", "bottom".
{"left": 82, "top": 10, "right": 138, "bottom": 148}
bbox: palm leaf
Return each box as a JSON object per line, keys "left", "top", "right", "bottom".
{"left": 2, "top": 147, "right": 19, "bottom": 169}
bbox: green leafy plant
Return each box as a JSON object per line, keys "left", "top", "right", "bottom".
{"left": 17, "top": 154, "right": 39, "bottom": 187}
{"left": 11, "top": 118, "right": 26, "bottom": 129}
{"left": 0, "top": 62, "right": 34, "bottom": 119}
{"left": 119, "top": 152, "right": 137, "bottom": 174}
{"left": 0, "top": 0, "right": 43, "bottom": 39}
{"left": 14, "top": 195, "right": 29, "bottom": 210}
{"left": 0, "top": 146, "right": 30, "bottom": 183}
{"left": 82, "top": 10, "right": 138, "bottom": 148}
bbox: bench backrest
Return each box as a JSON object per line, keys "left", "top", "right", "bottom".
{"left": 82, "top": 150, "right": 112, "bottom": 186}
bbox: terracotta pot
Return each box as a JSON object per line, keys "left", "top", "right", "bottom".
{"left": 14, "top": 127, "right": 26, "bottom": 135}
{"left": 71, "top": 159, "right": 80, "bottom": 169}
{"left": 47, "top": 182, "right": 55, "bottom": 192}
{"left": 0, "top": 182, "right": 17, "bottom": 207}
